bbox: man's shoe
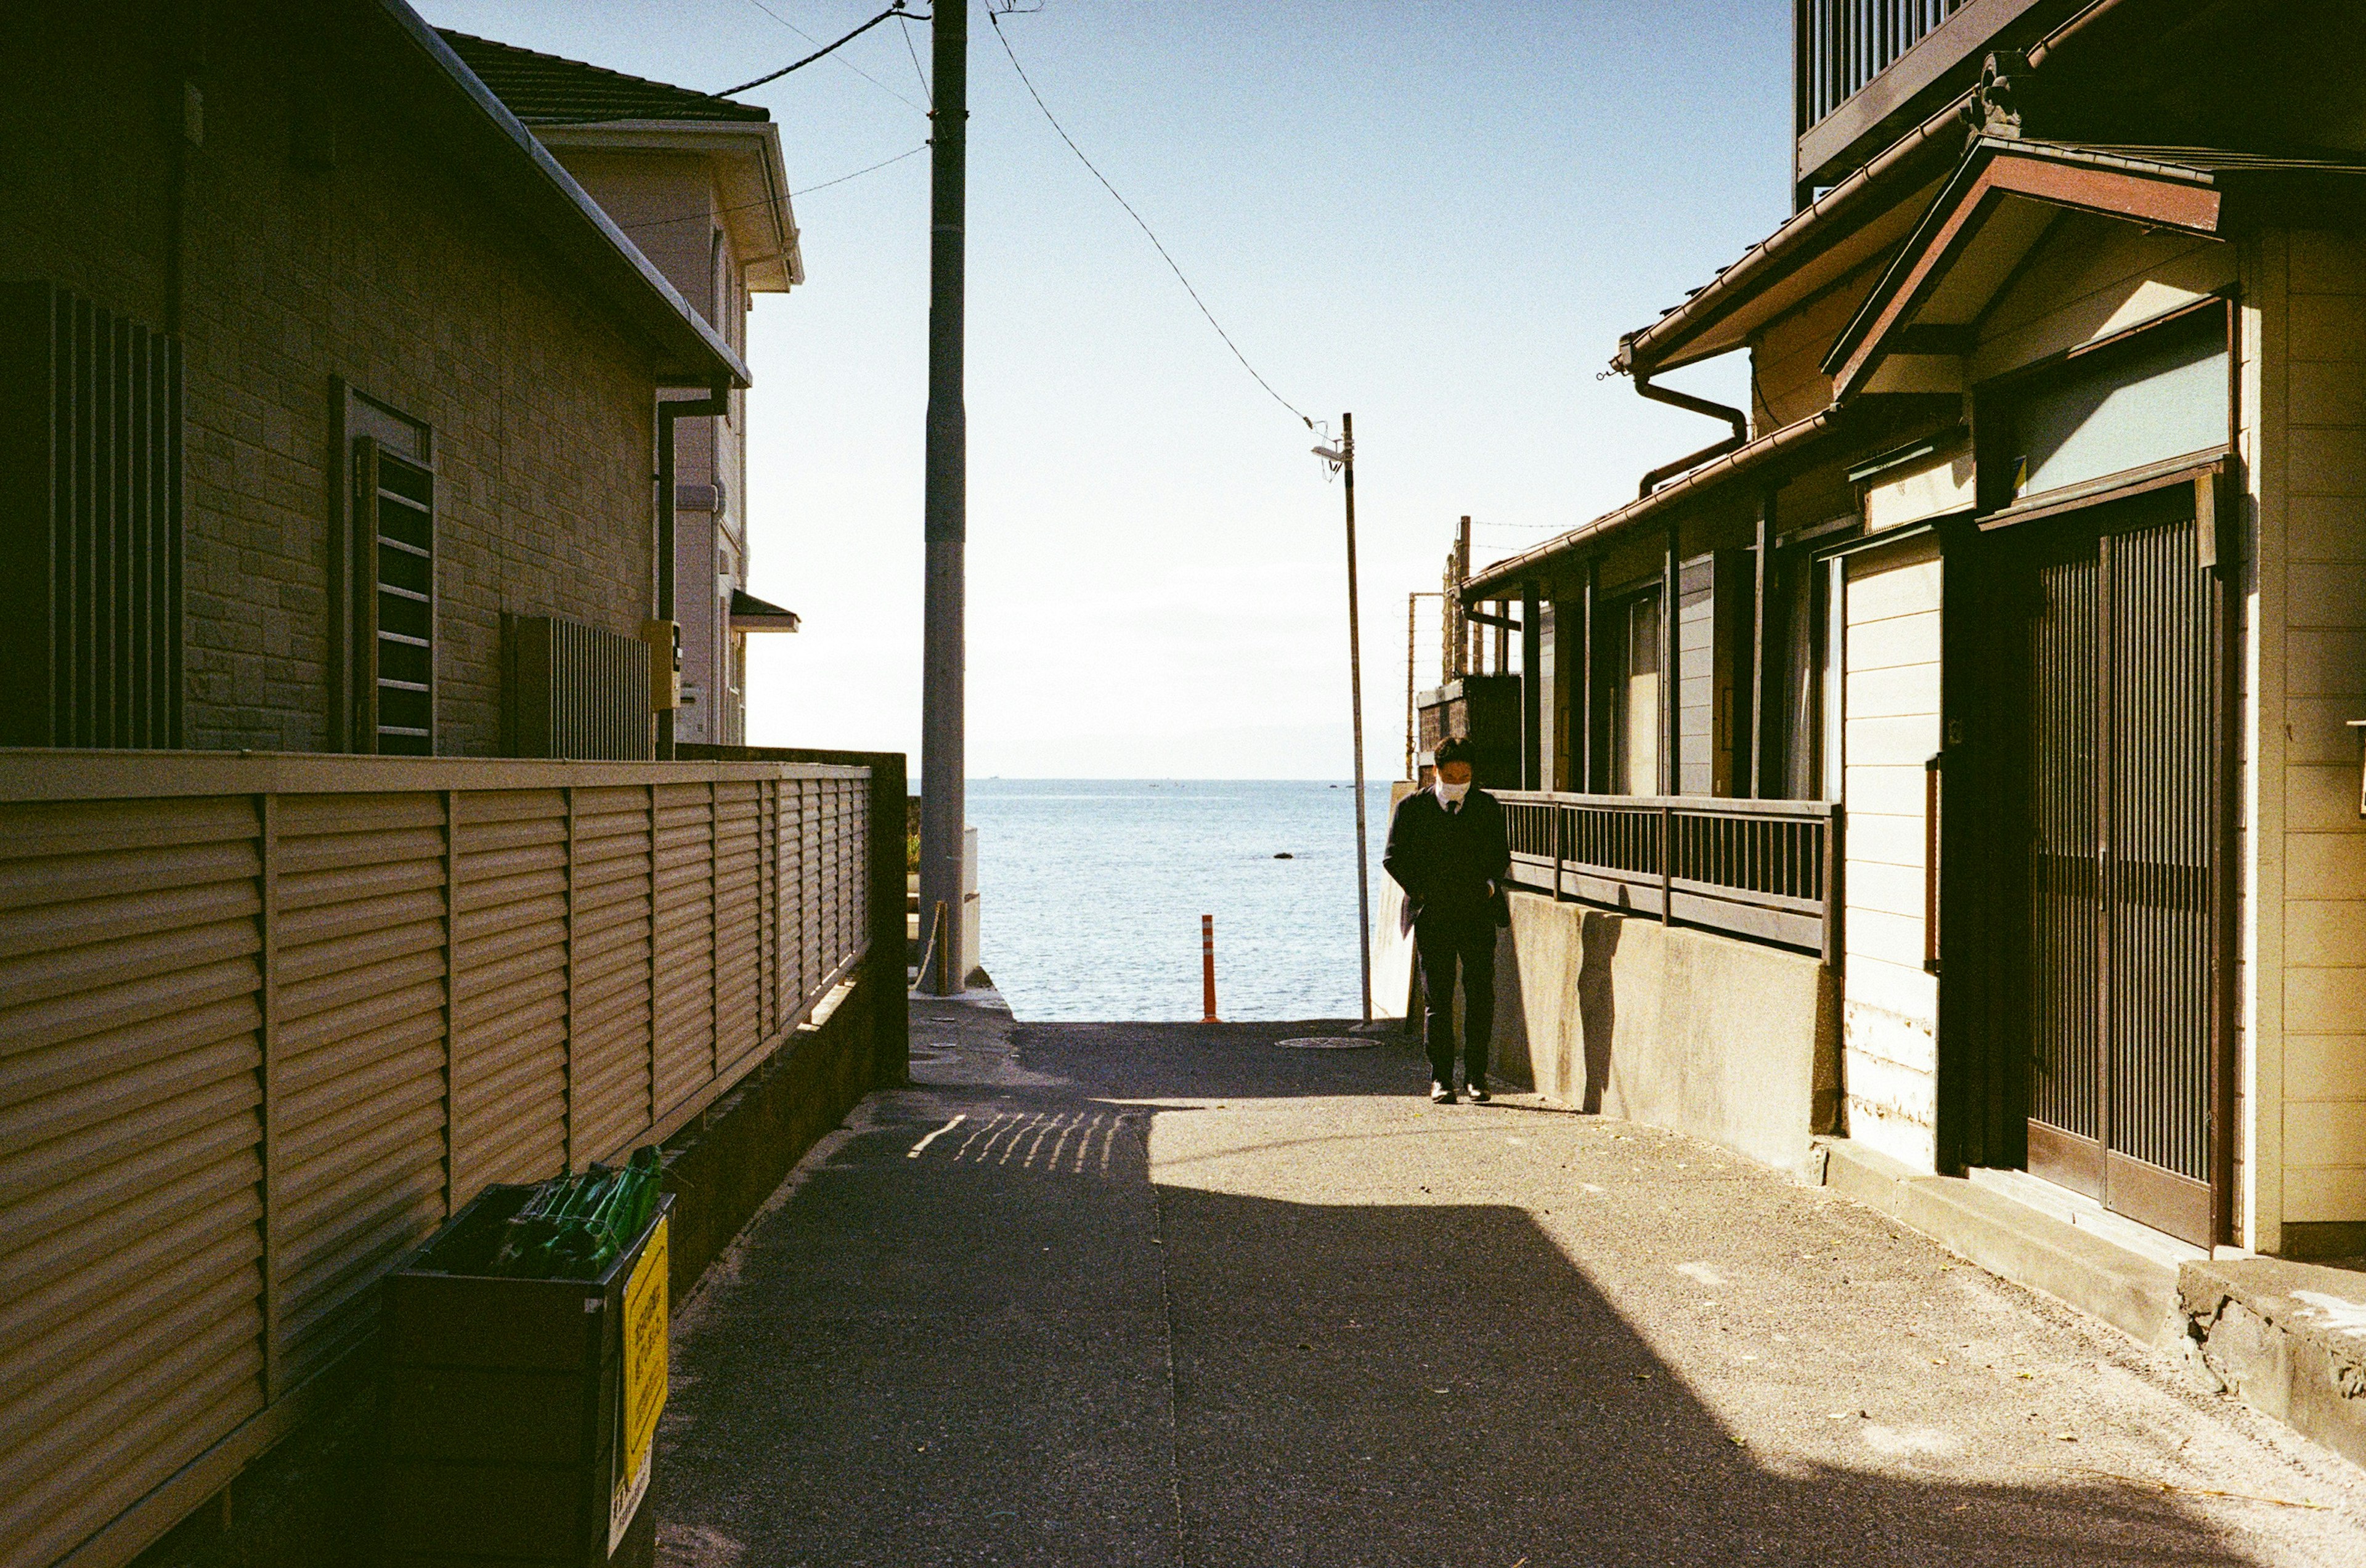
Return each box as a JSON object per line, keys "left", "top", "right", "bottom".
{"left": 1465, "top": 1079, "right": 1492, "bottom": 1104}
{"left": 1429, "top": 1081, "right": 1456, "bottom": 1104}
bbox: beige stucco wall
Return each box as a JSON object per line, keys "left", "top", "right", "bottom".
{"left": 559, "top": 149, "right": 757, "bottom": 748}
{"left": 1492, "top": 892, "right": 1838, "bottom": 1172}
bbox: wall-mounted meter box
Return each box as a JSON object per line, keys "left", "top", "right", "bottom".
{"left": 639, "top": 619, "right": 681, "bottom": 711}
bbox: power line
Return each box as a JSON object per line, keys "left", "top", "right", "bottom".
{"left": 897, "top": 10, "right": 933, "bottom": 107}
{"left": 986, "top": 7, "right": 1313, "bottom": 430}
{"left": 794, "top": 141, "right": 930, "bottom": 195}
{"left": 608, "top": 142, "right": 930, "bottom": 234}
{"left": 733, "top": 0, "right": 926, "bottom": 112}
{"left": 722, "top": 2, "right": 924, "bottom": 97}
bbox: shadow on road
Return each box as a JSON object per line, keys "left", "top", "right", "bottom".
{"left": 1159, "top": 1182, "right": 2252, "bottom": 1567}
{"left": 657, "top": 1018, "right": 2280, "bottom": 1568}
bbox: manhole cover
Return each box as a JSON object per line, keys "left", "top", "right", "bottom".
{"left": 1275, "top": 1036, "right": 1376, "bottom": 1050}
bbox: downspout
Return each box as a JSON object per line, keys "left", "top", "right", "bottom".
{"left": 656, "top": 381, "right": 730, "bottom": 759}
{"left": 1632, "top": 364, "right": 1750, "bottom": 498}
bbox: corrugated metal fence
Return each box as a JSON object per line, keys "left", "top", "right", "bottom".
{"left": 0, "top": 752, "right": 872, "bottom": 1568}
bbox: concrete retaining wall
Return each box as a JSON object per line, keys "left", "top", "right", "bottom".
{"left": 1490, "top": 892, "right": 1839, "bottom": 1171}
{"left": 659, "top": 973, "right": 877, "bottom": 1302}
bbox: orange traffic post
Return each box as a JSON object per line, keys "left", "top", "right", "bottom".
{"left": 1201, "top": 914, "right": 1218, "bottom": 1023}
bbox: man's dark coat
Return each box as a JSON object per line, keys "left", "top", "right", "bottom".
{"left": 1383, "top": 787, "right": 1510, "bottom": 925}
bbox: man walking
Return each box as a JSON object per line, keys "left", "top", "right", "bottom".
{"left": 1383, "top": 736, "right": 1510, "bottom": 1104}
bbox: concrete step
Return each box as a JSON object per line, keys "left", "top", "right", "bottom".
{"left": 2182, "top": 1257, "right": 2366, "bottom": 1471}
{"left": 1823, "top": 1139, "right": 2366, "bottom": 1472}
{"left": 1819, "top": 1138, "right": 2184, "bottom": 1349}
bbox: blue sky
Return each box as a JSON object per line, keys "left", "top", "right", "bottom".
{"left": 418, "top": 0, "right": 1792, "bottom": 778}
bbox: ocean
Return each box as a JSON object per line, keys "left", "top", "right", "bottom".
{"left": 964, "top": 779, "right": 1399, "bottom": 1023}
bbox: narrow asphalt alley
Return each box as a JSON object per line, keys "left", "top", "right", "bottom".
{"left": 655, "top": 1002, "right": 2366, "bottom": 1567}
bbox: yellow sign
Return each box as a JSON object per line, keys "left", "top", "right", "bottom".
{"left": 609, "top": 1215, "right": 669, "bottom": 1553}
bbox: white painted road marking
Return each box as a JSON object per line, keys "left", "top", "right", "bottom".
{"left": 907, "top": 1114, "right": 967, "bottom": 1159}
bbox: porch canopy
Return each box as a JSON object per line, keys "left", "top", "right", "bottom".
{"left": 1825, "top": 137, "right": 2366, "bottom": 403}
{"left": 730, "top": 587, "right": 802, "bottom": 633}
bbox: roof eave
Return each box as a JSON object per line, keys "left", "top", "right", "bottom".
{"left": 1823, "top": 139, "right": 2229, "bottom": 402}
{"left": 376, "top": 0, "right": 752, "bottom": 388}
{"left": 530, "top": 120, "right": 803, "bottom": 291}
{"left": 1616, "top": 89, "right": 1976, "bottom": 379}
{"left": 1461, "top": 410, "right": 1854, "bottom": 601}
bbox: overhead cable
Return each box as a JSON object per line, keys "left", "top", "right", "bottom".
{"left": 987, "top": 7, "right": 1313, "bottom": 430}
{"left": 732, "top": 0, "right": 927, "bottom": 111}
{"left": 722, "top": 2, "right": 926, "bottom": 97}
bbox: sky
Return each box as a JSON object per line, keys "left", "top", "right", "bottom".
{"left": 417, "top": 0, "right": 1794, "bottom": 780}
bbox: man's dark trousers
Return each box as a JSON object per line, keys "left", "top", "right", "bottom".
{"left": 1417, "top": 912, "right": 1494, "bottom": 1089}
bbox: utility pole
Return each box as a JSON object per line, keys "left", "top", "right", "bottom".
{"left": 1455, "top": 516, "right": 1472, "bottom": 676}
{"left": 917, "top": 0, "right": 967, "bottom": 995}
{"left": 1314, "top": 415, "right": 1373, "bottom": 1023}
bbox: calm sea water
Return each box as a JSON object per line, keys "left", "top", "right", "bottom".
{"left": 966, "top": 779, "right": 1397, "bottom": 1022}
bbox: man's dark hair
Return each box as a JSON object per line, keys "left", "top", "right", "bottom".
{"left": 1433, "top": 735, "right": 1473, "bottom": 766}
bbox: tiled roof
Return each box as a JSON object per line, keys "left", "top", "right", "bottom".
{"left": 439, "top": 30, "right": 769, "bottom": 125}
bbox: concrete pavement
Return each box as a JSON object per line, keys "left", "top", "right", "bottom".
{"left": 654, "top": 1001, "right": 2366, "bottom": 1566}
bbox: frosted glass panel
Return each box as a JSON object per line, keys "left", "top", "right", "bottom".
{"left": 2012, "top": 323, "right": 2227, "bottom": 502}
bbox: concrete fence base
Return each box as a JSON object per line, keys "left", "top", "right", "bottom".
{"left": 1489, "top": 891, "right": 1839, "bottom": 1171}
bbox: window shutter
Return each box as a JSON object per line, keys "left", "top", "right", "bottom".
{"left": 353, "top": 437, "right": 435, "bottom": 754}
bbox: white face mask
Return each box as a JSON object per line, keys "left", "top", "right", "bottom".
{"left": 1436, "top": 780, "right": 1470, "bottom": 806}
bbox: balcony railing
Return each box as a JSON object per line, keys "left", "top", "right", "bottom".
{"left": 0, "top": 750, "right": 887, "bottom": 1568}
{"left": 1797, "top": 0, "right": 1967, "bottom": 132}
{"left": 1497, "top": 790, "right": 1840, "bottom": 959}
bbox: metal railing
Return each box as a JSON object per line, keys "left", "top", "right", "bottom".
{"left": 1497, "top": 790, "right": 1841, "bottom": 959}
{"left": 0, "top": 751, "right": 878, "bottom": 1568}
{"left": 1797, "top": 0, "right": 1966, "bottom": 131}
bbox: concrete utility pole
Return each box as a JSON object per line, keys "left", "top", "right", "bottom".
{"left": 917, "top": 0, "right": 967, "bottom": 994}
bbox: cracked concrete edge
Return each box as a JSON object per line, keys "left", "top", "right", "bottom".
{"left": 1815, "top": 1137, "right": 2366, "bottom": 1474}
{"left": 2179, "top": 1259, "right": 2366, "bottom": 1472}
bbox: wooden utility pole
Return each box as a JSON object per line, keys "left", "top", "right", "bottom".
{"left": 917, "top": 0, "right": 967, "bottom": 994}
{"left": 1343, "top": 414, "right": 1372, "bottom": 1023}
{"left": 1456, "top": 516, "right": 1473, "bottom": 676}
{"left": 1315, "top": 416, "right": 1373, "bottom": 1023}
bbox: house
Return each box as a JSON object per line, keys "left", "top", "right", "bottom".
{"left": 0, "top": 7, "right": 899, "bottom": 1567}
{"left": 440, "top": 30, "right": 807, "bottom": 752}
{"left": 1465, "top": 0, "right": 2366, "bottom": 1265}
{"left": 0, "top": 0, "right": 765, "bottom": 761}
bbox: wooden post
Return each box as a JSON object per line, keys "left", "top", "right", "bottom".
{"left": 1661, "top": 525, "right": 1680, "bottom": 797}
{"left": 1580, "top": 562, "right": 1596, "bottom": 792}
{"left": 1752, "top": 496, "right": 1773, "bottom": 798}
{"left": 1407, "top": 591, "right": 1420, "bottom": 780}
{"left": 1521, "top": 582, "right": 1542, "bottom": 789}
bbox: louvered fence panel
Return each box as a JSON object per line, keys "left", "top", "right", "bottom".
{"left": 650, "top": 784, "right": 715, "bottom": 1122}
{"left": 713, "top": 781, "right": 764, "bottom": 1081}
{"left": 269, "top": 793, "right": 449, "bottom": 1392}
{"left": 846, "top": 781, "right": 869, "bottom": 959}
{"left": 801, "top": 779, "right": 823, "bottom": 1000}
{"left": 779, "top": 779, "right": 807, "bottom": 1012}
{"left": 826, "top": 781, "right": 849, "bottom": 967}
{"left": 449, "top": 791, "right": 569, "bottom": 1200}
{"left": 568, "top": 785, "right": 652, "bottom": 1163}
{"left": 757, "top": 781, "right": 779, "bottom": 1041}
{"left": 1, "top": 755, "right": 873, "bottom": 1568}
{"left": 0, "top": 797, "right": 264, "bottom": 1568}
